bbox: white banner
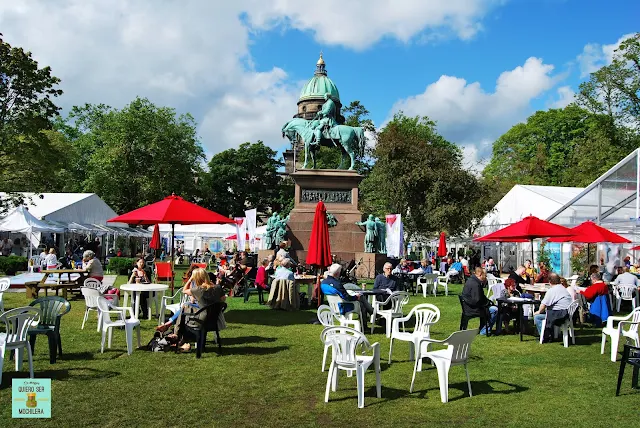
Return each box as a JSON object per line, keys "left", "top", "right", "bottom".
{"left": 385, "top": 214, "right": 403, "bottom": 258}
{"left": 234, "top": 217, "right": 246, "bottom": 251}
{"left": 245, "top": 209, "right": 257, "bottom": 252}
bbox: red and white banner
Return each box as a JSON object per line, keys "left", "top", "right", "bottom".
{"left": 245, "top": 209, "right": 257, "bottom": 252}
{"left": 386, "top": 214, "right": 403, "bottom": 258}
{"left": 234, "top": 217, "right": 246, "bottom": 251}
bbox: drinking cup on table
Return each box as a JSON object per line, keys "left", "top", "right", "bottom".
{"left": 534, "top": 292, "right": 540, "bottom": 300}
{"left": 361, "top": 283, "right": 366, "bottom": 290}
{"left": 135, "top": 277, "right": 141, "bottom": 284}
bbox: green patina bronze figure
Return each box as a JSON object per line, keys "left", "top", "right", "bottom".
{"left": 281, "top": 54, "right": 367, "bottom": 170}
{"left": 375, "top": 217, "right": 386, "bottom": 254}
{"left": 356, "top": 214, "right": 377, "bottom": 253}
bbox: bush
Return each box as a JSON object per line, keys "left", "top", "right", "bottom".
{"left": 106, "top": 257, "right": 136, "bottom": 275}
{"left": 0, "top": 255, "right": 28, "bottom": 275}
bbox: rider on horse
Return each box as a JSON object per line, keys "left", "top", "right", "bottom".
{"left": 312, "top": 93, "right": 338, "bottom": 145}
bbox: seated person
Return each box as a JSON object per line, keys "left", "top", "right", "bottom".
{"left": 274, "top": 258, "right": 295, "bottom": 281}
{"left": 535, "top": 262, "right": 550, "bottom": 283}
{"left": 508, "top": 266, "right": 529, "bottom": 293}
{"left": 255, "top": 258, "right": 269, "bottom": 290}
{"left": 461, "top": 267, "right": 498, "bottom": 335}
{"left": 500, "top": 278, "right": 521, "bottom": 333}
{"left": 168, "top": 268, "right": 227, "bottom": 352}
{"left": 446, "top": 260, "right": 463, "bottom": 281}
{"left": 533, "top": 273, "right": 572, "bottom": 340}
{"left": 613, "top": 266, "right": 639, "bottom": 288}
{"left": 415, "top": 259, "right": 433, "bottom": 274}
{"left": 485, "top": 257, "right": 499, "bottom": 276}
{"left": 321, "top": 264, "right": 373, "bottom": 329}
{"left": 44, "top": 248, "right": 58, "bottom": 270}
{"left": 129, "top": 257, "right": 151, "bottom": 315}
{"left": 580, "top": 272, "right": 609, "bottom": 303}
{"left": 82, "top": 250, "right": 119, "bottom": 298}
{"left": 524, "top": 259, "right": 535, "bottom": 281}
{"left": 374, "top": 262, "right": 399, "bottom": 309}
{"left": 392, "top": 259, "right": 410, "bottom": 275}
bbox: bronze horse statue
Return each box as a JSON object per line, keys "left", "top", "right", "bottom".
{"left": 282, "top": 118, "right": 366, "bottom": 170}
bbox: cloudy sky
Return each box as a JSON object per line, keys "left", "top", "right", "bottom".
{"left": 1, "top": 0, "right": 637, "bottom": 168}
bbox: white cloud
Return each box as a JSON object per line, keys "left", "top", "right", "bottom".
{"left": 549, "top": 86, "right": 575, "bottom": 109}
{"left": 389, "top": 57, "right": 557, "bottom": 164}
{"left": 0, "top": 0, "right": 502, "bottom": 156}
{"left": 577, "top": 33, "right": 635, "bottom": 77}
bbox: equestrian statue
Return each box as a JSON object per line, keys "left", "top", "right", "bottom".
{"left": 282, "top": 93, "right": 367, "bottom": 170}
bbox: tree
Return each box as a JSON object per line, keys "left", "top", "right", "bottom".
{"left": 0, "top": 34, "right": 65, "bottom": 212}
{"left": 360, "top": 112, "right": 488, "bottom": 239}
{"left": 201, "top": 141, "right": 286, "bottom": 217}
{"left": 58, "top": 97, "right": 205, "bottom": 213}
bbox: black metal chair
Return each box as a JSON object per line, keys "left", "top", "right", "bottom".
{"left": 183, "top": 302, "right": 227, "bottom": 358}
{"left": 458, "top": 295, "right": 491, "bottom": 337}
{"left": 616, "top": 344, "right": 640, "bottom": 396}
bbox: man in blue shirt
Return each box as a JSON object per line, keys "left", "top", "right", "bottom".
{"left": 321, "top": 264, "right": 373, "bottom": 328}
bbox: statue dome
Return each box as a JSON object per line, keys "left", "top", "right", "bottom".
{"left": 299, "top": 54, "right": 340, "bottom": 102}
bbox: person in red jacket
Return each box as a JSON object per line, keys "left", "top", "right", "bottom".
{"left": 580, "top": 272, "right": 609, "bottom": 302}
{"left": 255, "top": 258, "right": 269, "bottom": 290}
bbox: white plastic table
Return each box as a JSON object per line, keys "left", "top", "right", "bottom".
{"left": 120, "top": 283, "right": 169, "bottom": 320}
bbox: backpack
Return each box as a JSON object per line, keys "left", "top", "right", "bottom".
{"left": 146, "top": 331, "right": 175, "bottom": 352}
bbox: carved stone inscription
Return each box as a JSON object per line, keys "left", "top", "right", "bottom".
{"left": 300, "top": 188, "right": 351, "bottom": 204}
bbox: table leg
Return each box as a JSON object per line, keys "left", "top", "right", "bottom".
{"left": 519, "top": 304, "right": 524, "bottom": 342}
{"left": 497, "top": 303, "right": 502, "bottom": 335}
{"left": 62, "top": 287, "right": 68, "bottom": 300}
{"left": 133, "top": 292, "right": 140, "bottom": 320}
{"left": 122, "top": 291, "right": 130, "bottom": 311}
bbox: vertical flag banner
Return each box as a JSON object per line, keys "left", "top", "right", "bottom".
{"left": 385, "top": 214, "right": 403, "bottom": 258}
{"left": 245, "top": 209, "right": 257, "bottom": 252}
{"left": 234, "top": 217, "right": 246, "bottom": 251}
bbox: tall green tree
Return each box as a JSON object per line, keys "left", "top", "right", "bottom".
{"left": 361, "top": 112, "right": 488, "bottom": 239}
{"left": 201, "top": 141, "right": 287, "bottom": 217}
{"left": 0, "top": 34, "right": 65, "bottom": 212}
{"left": 58, "top": 97, "right": 205, "bottom": 213}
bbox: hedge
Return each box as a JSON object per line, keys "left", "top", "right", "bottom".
{"left": 0, "top": 255, "right": 28, "bottom": 276}
{"left": 106, "top": 257, "right": 136, "bottom": 275}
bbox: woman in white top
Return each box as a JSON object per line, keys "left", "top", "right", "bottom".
{"left": 44, "top": 248, "right": 58, "bottom": 270}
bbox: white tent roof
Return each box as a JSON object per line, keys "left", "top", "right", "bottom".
{"left": 1, "top": 193, "right": 125, "bottom": 226}
{"left": 0, "top": 206, "right": 64, "bottom": 234}
{"left": 477, "top": 185, "right": 585, "bottom": 236}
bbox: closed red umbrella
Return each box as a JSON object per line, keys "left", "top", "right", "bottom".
{"left": 224, "top": 233, "right": 260, "bottom": 241}
{"left": 306, "top": 202, "right": 332, "bottom": 304}
{"left": 547, "top": 221, "right": 630, "bottom": 244}
{"left": 149, "top": 224, "right": 161, "bottom": 250}
{"left": 437, "top": 232, "right": 448, "bottom": 257}
{"left": 108, "top": 194, "right": 234, "bottom": 290}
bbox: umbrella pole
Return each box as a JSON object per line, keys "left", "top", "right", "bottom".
{"left": 531, "top": 239, "right": 534, "bottom": 267}
{"left": 587, "top": 243, "right": 590, "bottom": 264}
{"left": 171, "top": 223, "right": 175, "bottom": 293}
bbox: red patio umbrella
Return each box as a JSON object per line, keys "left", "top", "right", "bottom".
{"left": 224, "top": 233, "right": 260, "bottom": 241}
{"left": 437, "top": 232, "right": 448, "bottom": 257}
{"left": 547, "top": 221, "right": 630, "bottom": 244}
{"left": 149, "top": 224, "right": 161, "bottom": 250}
{"left": 306, "top": 201, "right": 332, "bottom": 304}
{"left": 474, "top": 215, "right": 576, "bottom": 263}
{"left": 632, "top": 245, "right": 640, "bottom": 251}
{"left": 108, "top": 194, "right": 234, "bottom": 290}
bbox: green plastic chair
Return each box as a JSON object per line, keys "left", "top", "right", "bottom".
{"left": 28, "top": 296, "right": 71, "bottom": 363}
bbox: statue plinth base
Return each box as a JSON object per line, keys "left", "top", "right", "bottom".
{"left": 355, "top": 252, "right": 388, "bottom": 279}
{"left": 287, "top": 169, "right": 366, "bottom": 265}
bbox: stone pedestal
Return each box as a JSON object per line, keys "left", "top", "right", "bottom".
{"left": 354, "top": 252, "right": 388, "bottom": 279}
{"left": 287, "top": 169, "right": 365, "bottom": 265}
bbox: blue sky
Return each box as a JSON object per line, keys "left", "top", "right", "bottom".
{"left": 1, "top": 0, "right": 638, "bottom": 167}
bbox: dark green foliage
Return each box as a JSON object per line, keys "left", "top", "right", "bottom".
{"left": 105, "top": 257, "right": 136, "bottom": 275}
{"left": 0, "top": 255, "right": 28, "bottom": 275}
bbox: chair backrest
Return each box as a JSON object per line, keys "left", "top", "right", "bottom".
{"left": 0, "top": 277, "right": 10, "bottom": 293}
{"left": 317, "top": 305, "right": 340, "bottom": 327}
{"left": 487, "top": 282, "right": 504, "bottom": 302}
{"left": 419, "top": 274, "right": 438, "bottom": 286}
{"left": 84, "top": 277, "right": 109, "bottom": 293}
{"left": 567, "top": 300, "right": 579, "bottom": 319}
{"left": 409, "top": 303, "right": 440, "bottom": 335}
{"left": 96, "top": 296, "right": 120, "bottom": 325}
{"left": 29, "top": 296, "right": 71, "bottom": 326}
{"left": 442, "top": 329, "right": 478, "bottom": 364}
{"left": 0, "top": 307, "right": 40, "bottom": 346}
{"left": 326, "top": 295, "right": 347, "bottom": 315}
{"left": 463, "top": 265, "right": 471, "bottom": 277}
{"left": 437, "top": 276, "right": 448, "bottom": 286}
{"left": 625, "top": 307, "right": 640, "bottom": 333}
{"left": 388, "top": 291, "right": 410, "bottom": 314}
{"left": 321, "top": 326, "right": 369, "bottom": 369}
{"left": 196, "top": 302, "right": 227, "bottom": 332}
{"left": 155, "top": 262, "right": 173, "bottom": 279}
{"left": 567, "top": 275, "right": 579, "bottom": 287}
{"left": 618, "top": 285, "right": 636, "bottom": 300}
{"left": 81, "top": 287, "right": 102, "bottom": 309}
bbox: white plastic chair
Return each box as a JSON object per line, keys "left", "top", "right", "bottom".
{"left": 417, "top": 274, "right": 438, "bottom": 298}
{"left": 539, "top": 301, "right": 579, "bottom": 347}
{"left": 370, "top": 291, "right": 410, "bottom": 338}
{"left": 388, "top": 303, "right": 440, "bottom": 367}
{"left": 601, "top": 306, "right": 640, "bottom": 362}
{"left": 28, "top": 256, "right": 42, "bottom": 273}
{"left": 434, "top": 276, "right": 449, "bottom": 296}
{"left": 159, "top": 287, "right": 189, "bottom": 325}
{"left": 0, "top": 307, "right": 40, "bottom": 385}
{"left": 0, "top": 278, "right": 10, "bottom": 313}
{"left": 97, "top": 297, "right": 141, "bottom": 355}
{"left": 81, "top": 280, "right": 118, "bottom": 331}
{"left": 486, "top": 282, "right": 504, "bottom": 303}
{"left": 326, "top": 294, "right": 363, "bottom": 332}
{"left": 410, "top": 328, "right": 478, "bottom": 403}
{"left": 317, "top": 305, "right": 349, "bottom": 373}
{"left": 614, "top": 285, "right": 638, "bottom": 312}
{"left": 321, "top": 326, "right": 381, "bottom": 408}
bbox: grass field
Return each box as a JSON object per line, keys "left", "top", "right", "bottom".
{"left": 0, "top": 273, "right": 639, "bottom": 427}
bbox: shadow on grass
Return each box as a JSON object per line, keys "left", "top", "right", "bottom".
{"left": 411, "top": 379, "right": 528, "bottom": 402}
{"left": 57, "top": 351, "right": 95, "bottom": 361}
{"left": 196, "top": 345, "right": 289, "bottom": 357}
{"left": 0, "top": 367, "right": 120, "bottom": 389}
{"left": 221, "top": 336, "right": 277, "bottom": 346}
{"left": 225, "top": 309, "right": 316, "bottom": 326}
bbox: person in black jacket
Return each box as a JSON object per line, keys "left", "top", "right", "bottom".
{"left": 462, "top": 267, "right": 498, "bottom": 335}
{"left": 508, "top": 266, "right": 529, "bottom": 293}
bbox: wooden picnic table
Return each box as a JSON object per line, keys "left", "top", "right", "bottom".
{"left": 25, "top": 269, "right": 89, "bottom": 299}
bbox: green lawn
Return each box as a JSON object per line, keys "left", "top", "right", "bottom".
{"left": 0, "top": 274, "right": 638, "bottom": 427}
